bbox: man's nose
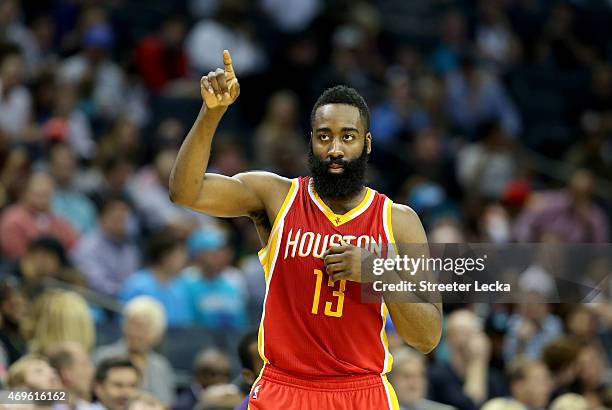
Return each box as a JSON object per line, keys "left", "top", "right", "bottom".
{"left": 328, "top": 138, "right": 344, "bottom": 158}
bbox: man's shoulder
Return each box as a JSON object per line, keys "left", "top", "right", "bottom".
{"left": 148, "top": 350, "right": 174, "bottom": 372}
{"left": 237, "top": 172, "right": 295, "bottom": 216}
{"left": 236, "top": 171, "right": 293, "bottom": 192}
{"left": 389, "top": 202, "right": 425, "bottom": 240}
{"left": 93, "top": 341, "right": 126, "bottom": 364}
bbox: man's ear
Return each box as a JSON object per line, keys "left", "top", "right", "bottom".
{"left": 365, "top": 132, "right": 372, "bottom": 154}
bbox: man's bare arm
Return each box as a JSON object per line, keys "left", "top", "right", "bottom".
{"left": 385, "top": 204, "right": 442, "bottom": 353}
{"left": 168, "top": 50, "right": 289, "bottom": 218}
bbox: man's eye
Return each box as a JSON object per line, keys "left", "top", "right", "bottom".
{"left": 343, "top": 134, "right": 354, "bottom": 141}
{"left": 319, "top": 134, "right": 329, "bottom": 141}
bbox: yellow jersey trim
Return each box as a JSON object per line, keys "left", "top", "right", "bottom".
{"left": 307, "top": 179, "right": 376, "bottom": 227}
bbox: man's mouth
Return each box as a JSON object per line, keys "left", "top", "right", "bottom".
{"left": 328, "top": 164, "right": 344, "bottom": 173}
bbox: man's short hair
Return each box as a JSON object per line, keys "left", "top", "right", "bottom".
{"left": 542, "top": 337, "right": 581, "bottom": 373}
{"left": 27, "top": 236, "right": 67, "bottom": 265}
{"left": 311, "top": 85, "right": 370, "bottom": 132}
{"left": 95, "top": 357, "right": 140, "bottom": 384}
{"left": 97, "top": 192, "right": 132, "bottom": 215}
{"left": 145, "top": 231, "right": 183, "bottom": 265}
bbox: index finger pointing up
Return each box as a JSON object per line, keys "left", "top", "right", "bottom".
{"left": 223, "top": 50, "right": 235, "bottom": 78}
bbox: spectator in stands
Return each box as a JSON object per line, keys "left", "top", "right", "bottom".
{"left": 0, "top": 146, "right": 32, "bottom": 207}
{"left": 47, "top": 341, "right": 96, "bottom": 410}
{"left": 233, "top": 330, "right": 263, "bottom": 410}
{"left": 549, "top": 393, "right": 588, "bottom": 410}
{"left": 563, "top": 111, "right": 612, "bottom": 182}
{"left": 196, "top": 383, "right": 243, "bottom": 410}
{"left": 185, "top": 0, "right": 267, "bottom": 77}
{"left": 260, "top": 0, "right": 321, "bottom": 34}
{"left": 253, "top": 90, "right": 307, "bottom": 177}
{"left": 0, "top": 172, "right": 79, "bottom": 260}
{"left": 480, "top": 398, "right": 526, "bottom": 410}
{"left": 128, "top": 148, "right": 211, "bottom": 235}
{"left": 44, "top": 84, "right": 95, "bottom": 160}
{"left": 315, "top": 25, "right": 377, "bottom": 103}
{"left": 6, "top": 353, "right": 61, "bottom": 390}
{"left": 389, "top": 347, "right": 455, "bottom": 410}
{"left": 0, "top": 281, "right": 27, "bottom": 365}
{"left": 181, "top": 226, "right": 248, "bottom": 330}
{"left": 541, "top": 336, "right": 581, "bottom": 401}
{"left": 93, "top": 358, "right": 141, "bottom": 410}
{"left": 0, "top": 43, "right": 37, "bottom": 143}
{"left": 370, "top": 70, "right": 430, "bottom": 148}
{"left": 59, "top": 23, "right": 126, "bottom": 122}
{"left": 456, "top": 120, "right": 517, "bottom": 200}
{"left": 565, "top": 305, "right": 600, "bottom": 345}
{"left": 176, "top": 347, "right": 231, "bottom": 410}
{"left": 23, "top": 289, "right": 95, "bottom": 355}
{"left": 0, "top": 1, "right": 40, "bottom": 74}
{"left": 574, "top": 343, "right": 610, "bottom": 408}
{"left": 128, "top": 392, "right": 167, "bottom": 410}
{"left": 539, "top": 3, "right": 596, "bottom": 71}
{"left": 96, "top": 118, "right": 143, "bottom": 170}
{"left": 120, "top": 233, "right": 192, "bottom": 327}
{"left": 445, "top": 54, "right": 522, "bottom": 138}
{"left": 71, "top": 194, "right": 141, "bottom": 297}
{"left": 514, "top": 168, "right": 609, "bottom": 242}
{"left": 4, "top": 236, "right": 67, "bottom": 299}
{"left": 48, "top": 142, "right": 97, "bottom": 234}
{"left": 90, "top": 156, "right": 136, "bottom": 207}
{"left": 474, "top": 1, "right": 521, "bottom": 72}
{"left": 503, "top": 291, "right": 563, "bottom": 364}
{"left": 429, "top": 309, "right": 507, "bottom": 410}
{"left": 134, "top": 15, "right": 188, "bottom": 94}
{"left": 94, "top": 297, "right": 175, "bottom": 406}
{"left": 507, "top": 358, "right": 552, "bottom": 410}
{"left": 430, "top": 10, "right": 469, "bottom": 75}
{"left": 235, "top": 221, "right": 266, "bottom": 321}
{"left": 207, "top": 136, "right": 248, "bottom": 178}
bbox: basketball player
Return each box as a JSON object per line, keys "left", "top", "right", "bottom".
{"left": 169, "top": 50, "right": 442, "bottom": 410}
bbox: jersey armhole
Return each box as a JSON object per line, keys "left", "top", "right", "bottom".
{"left": 383, "top": 198, "right": 399, "bottom": 256}
{"left": 257, "top": 178, "right": 299, "bottom": 258}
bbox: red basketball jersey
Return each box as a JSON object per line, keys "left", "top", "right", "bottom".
{"left": 257, "top": 176, "right": 396, "bottom": 378}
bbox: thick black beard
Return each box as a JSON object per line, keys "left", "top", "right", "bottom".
{"left": 308, "top": 143, "right": 368, "bottom": 199}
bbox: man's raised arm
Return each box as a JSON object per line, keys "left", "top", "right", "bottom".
{"left": 169, "top": 50, "right": 287, "bottom": 218}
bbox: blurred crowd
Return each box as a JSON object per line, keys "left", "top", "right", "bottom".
{"left": 0, "top": 0, "right": 611, "bottom": 409}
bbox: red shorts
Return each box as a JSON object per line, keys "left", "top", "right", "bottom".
{"left": 247, "top": 365, "right": 399, "bottom": 410}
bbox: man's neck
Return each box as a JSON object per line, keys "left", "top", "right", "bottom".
{"left": 317, "top": 186, "right": 367, "bottom": 215}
